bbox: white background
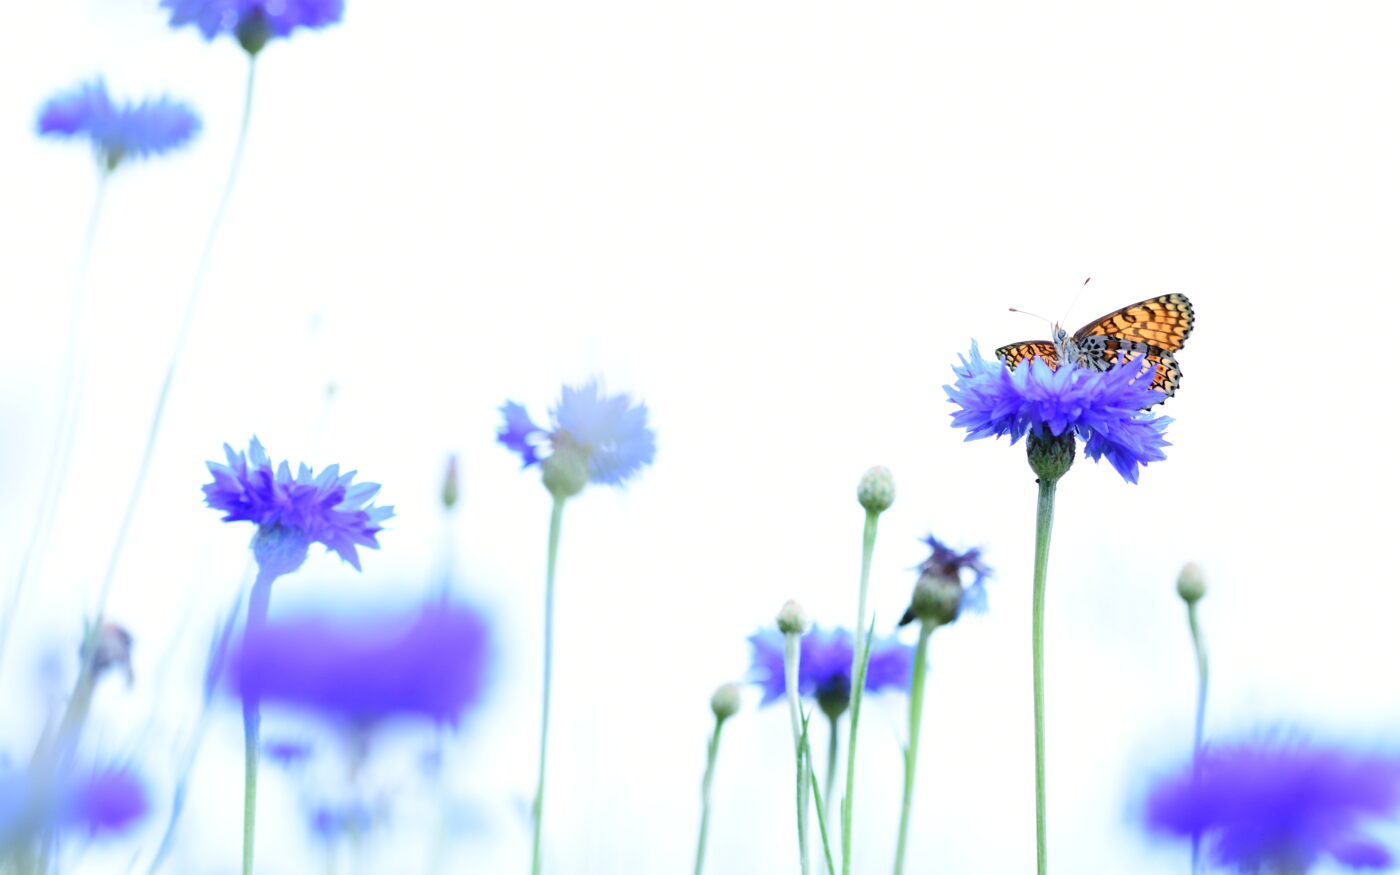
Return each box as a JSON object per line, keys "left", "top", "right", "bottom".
{"left": 3, "top": 1, "right": 1400, "bottom": 873}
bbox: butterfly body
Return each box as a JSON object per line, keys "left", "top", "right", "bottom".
{"left": 996, "top": 293, "right": 1194, "bottom": 401}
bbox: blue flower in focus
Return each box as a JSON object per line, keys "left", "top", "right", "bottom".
{"left": 161, "top": 0, "right": 343, "bottom": 50}
{"left": 920, "top": 533, "right": 992, "bottom": 614}
{"left": 748, "top": 626, "right": 913, "bottom": 720}
{"left": 945, "top": 342, "right": 1172, "bottom": 484}
{"left": 37, "top": 78, "right": 200, "bottom": 170}
{"left": 498, "top": 380, "right": 656, "bottom": 491}
{"left": 229, "top": 603, "right": 491, "bottom": 726}
{"left": 1145, "top": 741, "right": 1400, "bottom": 871}
{"left": 203, "top": 437, "right": 393, "bottom": 578}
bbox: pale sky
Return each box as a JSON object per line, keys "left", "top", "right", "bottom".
{"left": 3, "top": 2, "right": 1400, "bottom": 873}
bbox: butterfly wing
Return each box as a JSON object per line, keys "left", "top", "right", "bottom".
{"left": 1071, "top": 293, "right": 1194, "bottom": 352}
{"left": 994, "top": 340, "right": 1058, "bottom": 370}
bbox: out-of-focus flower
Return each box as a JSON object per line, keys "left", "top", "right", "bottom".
{"left": 919, "top": 533, "right": 992, "bottom": 614}
{"left": 161, "top": 0, "right": 343, "bottom": 52}
{"left": 37, "top": 78, "right": 200, "bottom": 170}
{"left": 497, "top": 380, "right": 656, "bottom": 495}
{"left": 0, "top": 765, "right": 148, "bottom": 842}
{"left": 1144, "top": 740, "right": 1400, "bottom": 871}
{"left": 64, "top": 768, "right": 148, "bottom": 836}
{"left": 946, "top": 342, "right": 1172, "bottom": 484}
{"left": 309, "top": 800, "right": 375, "bottom": 842}
{"left": 203, "top": 437, "right": 393, "bottom": 578}
{"left": 263, "top": 739, "right": 314, "bottom": 768}
{"left": 228, "top": 603, "right": 490, "bottom": 726}
{"left": 748, "top": 626, "right": 913, "bottom": 720}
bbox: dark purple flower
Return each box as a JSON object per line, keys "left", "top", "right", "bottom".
{"left": 946, "top": 342, "right": 1172, "bottom": 484}
{"left": 919, "top": 534, "right": 992, "bottom": 614}
{"left": 229, "top": 603, "right": 490, "bottom": 726}
{"left": 748, "top": 626, "right": 913, "bottom": 719}
{"left": 203, "top": 437, "right": 393, "bottom": 578}
{"left": 161, "top": 0, "right": 343, "bottom": 49}
{"left": 1144, "top": 741, "right": 1400, "bottom": 871}
{"left": 498, "top": 381, "right": 656, "bottom": 488}
{"left": 37, "top": 78, "right": 200, "bottom": 169}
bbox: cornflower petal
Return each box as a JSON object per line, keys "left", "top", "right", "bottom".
{"left": 497, "top": 381, "right": 656, "bottom": 488}
{"left": 747, "top": 626, "right": 914, "bottom": 708}
{"left": 161, "top": 0, "right": 343, "bottom": 41}
{"left": 37, "top": 78, "right": 200, "bottom": 167}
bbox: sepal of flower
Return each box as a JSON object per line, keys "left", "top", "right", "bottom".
{"left": 160, "top": 0, "right": 344, "bottom": 48}
{"left": 37, "top": 78, "right": 200, "bottom": 170}
{"left": 748, "top": 626, "right": 914, "bottom": 720}
{"left": 497, "top": 380, "right": 656, "bottom": 491}
{"left": 1144, "top": 739, "right": 1400, "bottom": 871}
{"left": 203, "top": 438, "right": 393, "bottom": 578}
{"left": 945, "top": 342, "right": 1173, "bottom": 484}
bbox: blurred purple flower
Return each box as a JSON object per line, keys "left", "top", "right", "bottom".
{"left": 1145, "top": 740, "right": 1400, "bottom": 871}
{"left": 263, "top": 739, "right": 314, "bottom": 768}
{"left": 65, "top": 768, "right": 148, "bottom": 836}
{"left": 0, "top": 765, "right": 147, "bottom": 841}
{"left": 748, "top": 626, "right": 913, "bottom": 719}
{"left": 229, "top": 603, "right": 490, "bottom": 726}
{"left": 203, "top": 437, "right": 392, "bottom": 578}
{"left": 920, "top": 533, "right": 992, "bottom": 614}
{"left": 161, "top": 0, "right": 343, "bottom": 46}
{"left": 37, "top": 78, "right": 200, "bottom": 169}
{"left": 498, "top": 380, "right": 656, "bottom": 487}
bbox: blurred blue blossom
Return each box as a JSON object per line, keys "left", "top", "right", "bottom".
{"left": 310, "top": 801, "right": 374, "bottom": 842}
{"left": 1145, "top": 740, "right": 1400, "bottom": 871}
{"left": 37, "top": 78, "right": 200, "bottom": 169}
{"left": 920, "top": 533, "right": 992, "bottom": 614}
{"left": 748, "top": 626, "right": 913, "bottom": 718}
{"left": 229, "top": 603, "right": 490, "bottom": 726}
{"left": 203, "top": 437, "right": 392, "bottom": 578}
{"left": 161, "top": 0, "right": 343, "bottom": 46}
{"left": 498, "top": 380, "right": 656, "bottom": 488}
{"left": 0, "top": 765, "right": 147, "bottom": 842}
{"left": 263, "top": 739, "right": 314, "bottom": 768}
{"left": 945, "top": 342, "right": 1172, "bottom": 484}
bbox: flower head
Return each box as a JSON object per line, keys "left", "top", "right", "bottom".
{"left": 1144, "top": 740, "right": 1400, "bottom": 871}
{"left": 228, "top": 603, "right": 491, "bottom": 726}
{"left": 919, "top": 534, "right": 992, "bottom": 614}
{"left": 37, "top": 78, "right": 200, "bottom": 170}
{"left": 203, "top": 438, "right": 393, "bottom": 578}
{"left": 748, "top": 626, "right": 913, "bottom": 719}
{"left": 161, "top": 0, "right": 343, "bottom": 51}
{"left": 0, "top": 765, "right": 148, "bottom": 843}
{"left": 498, "top": 380, "right": 656, "bottom": 493}
{"left": 945, "top": 342, "right": 1172, "bottom": 484}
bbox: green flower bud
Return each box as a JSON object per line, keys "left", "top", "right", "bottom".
{"left": 857, "top": 466, "right": 895, "bottom": 514}
{"left": 237, "top": 8, "right": 272, "bottom": 56}
{"left": 776, "top": 600, "right": 808, "bottom": 636}
{"left": 1176, "top": 562, "right": 1206, "bottom": 604}
{"left": 541, "top": 444, "right": 590, "bottom": 499}
{"left": 710, "top": 683, "right": 741, "bottom": 721}
{"left": 441, "top": 455, "right": 460, "bottom": 510}
{"left": 906, "top": 572, "right": 962, "bottom": 627}
{"left": 1026, "top": 429, "right": 1075, "bottom": 484}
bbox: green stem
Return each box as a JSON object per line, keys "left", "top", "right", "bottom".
{"left": 0, "top": 168, "right": 110, "bottom": 672}
{"left": 784, "top": 632, "right": 811, "bottom": 875}
{"left": 1031, "top": 476, "right": 1057, "bottom": 875}
{"left": 531, "top": 496, "right": 566, "bottom": 875}
{"left": 807, "top": 737, "right": 837, "bottom": 875}
{"left": 823, "top": 714, "right": 840, "bottom": 828}
{"left": 693, "top": 715, "right": 727, "bottom": 875}
{"left": 93, "top": 57, "right": 258, "bottom": 619}
{"left": 842, "top": 509, "right": 880, "bottom": 875}
{"left": 1187, "top": 600, "right": 1209, "bottom": 875}
{"left": 893, "top": 622, "right": 934, "bottom": 875}
{"left": 242, "top": 566, "right": 276, "bottom": 875}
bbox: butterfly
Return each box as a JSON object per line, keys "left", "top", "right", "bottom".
{"left": 995, "top": 293, "right": 1195, "bottom": 402}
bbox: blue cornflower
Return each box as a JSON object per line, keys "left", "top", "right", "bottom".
{"left": 228, "top": 603, "right": 491, "bottom": 726}
{"left": 498, "top": 380, "right": 656, "bottom": 496}
{"left": 920, "top": 533, "right": 992, "bottom": 614}
{"left": 1144, "top": 741, "right": 1400, "bottom": 871}
{"left": 37, "top": 78, "right": 200, "bottom": 170}
{"left": 203, "top": 437, "right": 393, "bottom": 579}
{"left": 748, "top": 626, "right": 914, "bottom": 720}
{"left": 161, "top": 0, "right": 343, "bottom": 52}
{"left": 0, "top": 765, "right": 147, "bottom": 842}
{"left": 945, "top": 342, "right": 1172, "bottom": 484}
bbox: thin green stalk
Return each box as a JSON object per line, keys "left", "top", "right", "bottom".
{"left": 893, "top": 622, "right": 934, "bottom": 875}
{"left": 0, "top": 169, "right": 110, "bottom": 670}
{"left": 842, "top": 509, "right": 880, "bottom": 875}
{"left": 531, "top": 496, "right": 566, "bottom": 875}
{"left": 1187, "top": 600, "right": 1208, "bottom": 875}
{"left": 242, "top": 566, "right": 276, "bottom": 875}
{"left": 1031, "top": 476, "right": 1057, "bottom": 875}
{"left": 94, "top": 57, "right": 258, "bottom": 619}
{"left": 784, "top": 632, "right": 811, "bottom": 875}
{"left": 693, "top": 716, "right": 727, "bottom": 875}
{"left": 823, "top": 715, "right": 840, "bottom": 827}
{"left": 804, "top": 714, "right": 837, "bottom": 875}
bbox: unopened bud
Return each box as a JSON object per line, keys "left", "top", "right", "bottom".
{"left": 857, "top": 466, "right": 895, "bottom": 514}
{"left": 710, "top": 683, "right": 741, "bottom": 721}
{"left": 776, "top": 600, "right": 808, "bottom": 636}
{"left": 541, "top": 443, "right": 590, "bottom": 499}
{"left": 905, "top": 573, "right": 962, "bottom": 627}
{"left": 1176, "top": 563, "right": 1206, "bottom": 604}
{"left": 441, "top": 455, "right": 460, "bottom": 510}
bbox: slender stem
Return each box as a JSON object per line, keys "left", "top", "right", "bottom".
{"left": 242, "top": 566, "right": 277, "bottom": 875}
{"left": 531, "top": 496, "right": 566, "bottom": 875}
{"left": 823, "top": 715, "right": 840, "bottom": 827}
{"left": 93, "top": 57, "right": 258, "bottom": 618}
{"left": 1187, "top": 600, "right": 1209, "bottom": 875}
{"left": 1031, "top": 477, "right": 1057, "bottom": 875}
{"left": 784, "top": 632, "right": 811, "bottom": 875}
{"left": 807, "top": 731, "right": 837, "bottom": 875}
{"left": 0, "top": 169, "right": 110, "bottom": 670}
{"left": 893, "top": 622, "right": 934, "bottom": 875}
{"left": 693, "top": 715, "right": 727, "bottom": 875}
{"left": 842, "top": 509, "right": 880, "bottom": 875}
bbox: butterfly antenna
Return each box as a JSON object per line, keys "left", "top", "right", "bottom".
{"left": 1007, "top": 307, "right": 1054, "bottom": 331}
{"left": 1058, "top": 277, "right": 1091, "bottom": 326}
